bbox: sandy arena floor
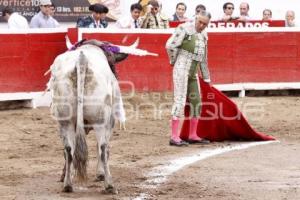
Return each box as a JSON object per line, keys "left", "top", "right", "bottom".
{"left": 0, "top": 94, "right": 300, "bottom": 200}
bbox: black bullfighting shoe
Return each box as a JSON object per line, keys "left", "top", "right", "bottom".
{"left": 186, "top": 138, "right": 210, "bottom": 144}
{"left": 169, "top": 139, "right": 189, "bottom": 147}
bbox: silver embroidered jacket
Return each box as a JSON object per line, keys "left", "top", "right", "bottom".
{"left": 165, "top": 21, "right": 210, "bottom": 82}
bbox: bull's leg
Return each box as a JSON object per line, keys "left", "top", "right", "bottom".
{"left": 63, "top": 146, "right": 73, "bottom": 192}
{"left": 94, "top": 125, "right": 117, "bottom": 194}
{"left": 95, "top": 143, "right": 105, "bottom": 182}
{"left": 60, "top": 162, "right": 66, "bottom": 182}
{"left": 59, "top": 122, "right": 76, "bottom": 193}
{"left": 101, "top": 143, "right": 117, "bottom": 194}
{"left": 59, "top": 152, "right": 66, "bottom": 182}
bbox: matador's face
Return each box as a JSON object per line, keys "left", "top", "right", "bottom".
{"left": 195, "top": 15, "right": 210, "bottom": 33}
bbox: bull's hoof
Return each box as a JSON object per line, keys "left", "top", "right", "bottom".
{"left": 94, "top": 174, "right": 105, "bottom": 182}
{"left": 62, "top": 185, "right": 73, "bottom": 193}
{"left": 105, "top": 185, "right": 118, "bottom": 194}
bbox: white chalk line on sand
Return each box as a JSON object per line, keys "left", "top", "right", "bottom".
{"left": 133, "top": 140, "right": 279, "bottom": 200}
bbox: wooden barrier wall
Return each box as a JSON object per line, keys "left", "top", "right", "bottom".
{"left": 0, "top": 28, "right": 300, "bottom": 93}
{"left": 81, "top": 28, "right": 300, "bottom": 91}
{"left": 0, "top": 30, "right": 67, "bottom": 93}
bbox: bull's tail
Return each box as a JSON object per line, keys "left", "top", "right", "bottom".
{"left": 73, "top": 51, "right": 88, "bottom": 182}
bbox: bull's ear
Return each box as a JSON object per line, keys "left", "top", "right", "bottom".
{"left": 65, "top": 35, "right": 73, "bottom": 49}
{"left": 130, "top": 38, "right": 139, "bottom": 48}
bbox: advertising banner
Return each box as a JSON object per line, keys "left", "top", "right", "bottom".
{"left": 0, "top": 0, "right": 121, "bottom": 22}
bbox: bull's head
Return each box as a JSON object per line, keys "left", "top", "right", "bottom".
{"left": 116, "top": 38, "right": 158, "bottom": 57}
{"left": 65, "top": 36, "right": 158, "bottom": 57}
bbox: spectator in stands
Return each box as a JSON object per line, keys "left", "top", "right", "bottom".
{"left": 171, "top": 2, "right": 188, "bottom": 22}
{"left": 138, "top": 0, "right": 150, "bottom": 16}
{"left": 262, "top": 9, "right": 272, "bottom": 21}
{"left": 140, "top": 0, "right": 169, "bottom": 29}
{"left": 157, "top": 0, "right": 163, "bottom": 13}
{"left": 285, "top": 10, "right": 297, "bottom": 27}
{"left": 49, "top": 3, "right": 60, "bottom": 27}
{"left": 30, "top": 0, "right": 59, "bottom": 28}
{"left": 77, "top": 3, "right": 109, "bottom": 28}
{"left": 194, "top": 4, "right": 206, "bottom": 16}
{"left": 238, "top": 2, "right": 250, "bottom": 21}
{"left": 49, "top": 4, "right": 56, "bottom": 16}
{"left": 1, "top": 6, "right": 29, "bottom": 29}
{"left": 115, "top": 3, "right": 142, "bottom": 28}
{"left": 158, "top": 0, "right": 170, "bottom": 22}
{"left": 219, "top": 2, "right": 238, "bottom": 22}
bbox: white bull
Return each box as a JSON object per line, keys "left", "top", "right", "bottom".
{"left": 47, "top": 39, "right": 157, "bottom": 194}
{"left": 49, "top": 44, "right": 120, "bottom": 193}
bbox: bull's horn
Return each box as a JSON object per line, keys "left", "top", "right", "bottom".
{"left": 65, "top": 35, "right": 72, "bottom": 49}
{"left": 118, "top": 46, "right": 158, "bottom": 57}
{"left": 121, "top": 35, "right": 128, "bottom": 44}
{"left": 130, "top": 38, "right": 139, "bottom": 48}
{"left": 44, "top": 68, "right": 51, "bottom": 76}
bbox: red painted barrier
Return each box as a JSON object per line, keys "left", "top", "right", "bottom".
{"left": 0, "top": 28, "right": 300, "bottom": 94}
{"left": 208, "top": 31, "right": 300, "bottom": 84}
{"left": 0, "top": 31, "right": 67, "bottom": 93}
{"left": 169, "top": 20, "right": 286, "bottom": 28}
{"left": 81, "top": 31, "right": 172, "bottom": 91}
{"left": 210, "top": 20, "right": 286, "bottom": 28}
{"left": 81, "top": 29, "right": 300, "bottom": 91}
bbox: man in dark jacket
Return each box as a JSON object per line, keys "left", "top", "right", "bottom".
{"left": 171, "top": 2, "right": 188, "bottom": 22}
{"left": 77, "top": 3, "right": 109, "bottom": 28}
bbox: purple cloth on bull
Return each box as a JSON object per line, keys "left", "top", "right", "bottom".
{"left": 68, "top": 39, "right": 120, "bottom": 54}
{"left": 101, "top": 44, "right": 120, "bottom": 54}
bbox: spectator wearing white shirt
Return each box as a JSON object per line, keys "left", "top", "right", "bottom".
{"left": 2, "top": 7, "right": 29, "bottom": 29}
{"left": 49, "top": 3, "right": 60, "bottom": 27}
{"left": 285, "top": 10, "right": 297, "bottom": 27}
{"left": 238, "top": 2, "right": 251, "bottom": 22}
{"left": 219, "top": 2, "right": 238, "bottom": 22}
{"left": 115, "top": 3, "right": 143, "bottom": 29}
{"left": 30, "top": 0, "right": 60, "bottom": 28}
{"left": 262, "top": 9, "right": 272, "bottom": 21}
{"left": 194, "top": 4, "right": 206, "bottom": 16}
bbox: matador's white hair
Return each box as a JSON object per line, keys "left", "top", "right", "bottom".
{"left": 196, "top": 10, "right": 212, "bottom": 20}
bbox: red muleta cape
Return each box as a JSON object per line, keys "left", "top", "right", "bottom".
{"left": 180, "top": 77, "right": 275, "bottom": 141}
